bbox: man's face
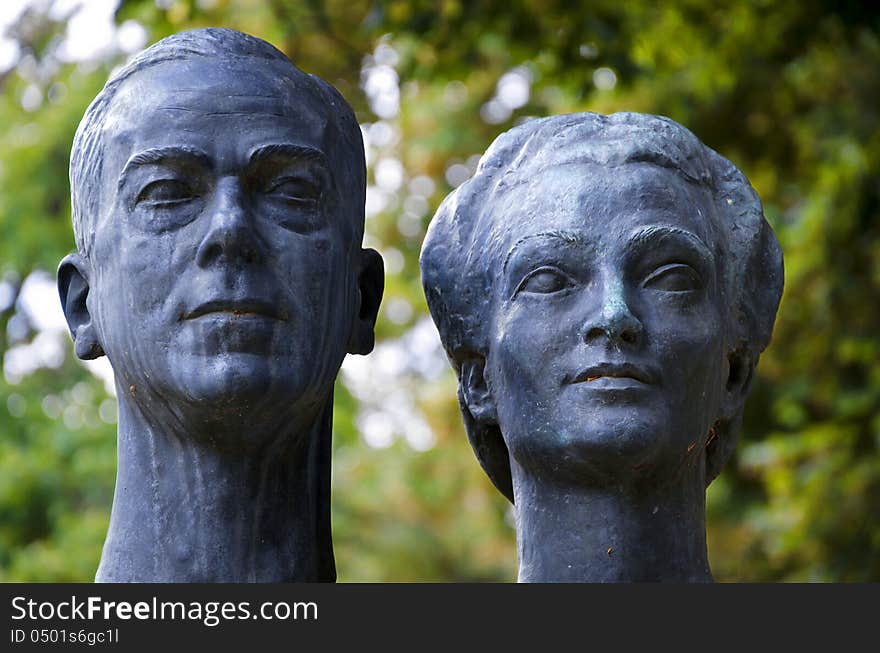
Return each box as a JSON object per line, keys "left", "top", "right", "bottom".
{"left": 88, "top": 58, "right": 360, "bottom": 431}
{"left": 483, "top": 162, "right": 727, "bottom": 486}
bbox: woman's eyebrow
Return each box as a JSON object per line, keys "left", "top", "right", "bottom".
{"left": 627, "top": 225, "right": 713, "bottom": 262}
{"left": 502, "top": 230, "right": 592, "bottom": 273}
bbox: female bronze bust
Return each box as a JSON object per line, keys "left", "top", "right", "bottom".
{"left": 420, "top": 112, "right": 783, "bottom": 581}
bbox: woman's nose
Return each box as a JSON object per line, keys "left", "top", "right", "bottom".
{"left": 581, "top": 277, "right": 643, "bottom": 346}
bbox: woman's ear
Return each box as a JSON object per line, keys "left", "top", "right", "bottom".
{"left": 460, "top": 357, "right": 498, "bottom": 424}
{"left": 347, "top": 248, "right": 384, "bottom": 355}
{"left": 720, "top": 347, "right": 754, "bottom": 420}
{"left": 57, "top": 253, "right": 104, "bottom": 360}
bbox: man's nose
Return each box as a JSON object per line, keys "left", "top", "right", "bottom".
{"left": 581, "top": 276, "right": 643, "bottom": 347}
{"left": 195, "top": 177, "right": 262, "bottom": 267}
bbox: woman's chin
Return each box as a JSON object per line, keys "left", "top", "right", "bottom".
{"left": 506, "top": 412, "right": 694, "bottom": 487}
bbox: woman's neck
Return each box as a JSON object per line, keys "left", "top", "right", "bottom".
{"left": 512, "top": 459, "right": 711, "bottom": 582}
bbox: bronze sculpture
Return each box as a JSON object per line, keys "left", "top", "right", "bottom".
{"left": 58, "top": 28, "right": 383, "bottom": 582}
{"left": 421, "top": 112, "right": 783, "bottom": 581}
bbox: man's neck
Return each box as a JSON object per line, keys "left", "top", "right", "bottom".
{"left": 96, "top": 394, "right": 334, "bottom": 582}
{"left": 512, "top": 460, "right": 711, "bottom": 582}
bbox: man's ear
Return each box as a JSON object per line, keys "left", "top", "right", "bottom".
{"left": 460, "top": 357, "right": 498, "bottom": 424}
{"left": 720, "top": 347, "right": 754, "bottom": 420}
{"left": 347, "top": 248, "right": 384, "bottom": 355}
{"left": 57, "top": 253, "right": 104, "bottom": 360}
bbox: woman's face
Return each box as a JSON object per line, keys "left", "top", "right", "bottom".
{"left": 483, "top": 162, "right": 727, "bottom": 487}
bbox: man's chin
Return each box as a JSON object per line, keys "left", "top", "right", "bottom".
{"left": 167, "top": 354, "right": 310, "bottom": 413}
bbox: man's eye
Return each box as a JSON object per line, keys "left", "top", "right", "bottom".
{"left": 136, "top": 179, "right": 198, "bottom": 207}
{"left": 515, "top": 267, "right": 574, "bottom": 295}
{"left": 264, "top": 177, "right": 320, "bottom": 203}
{"left": 643, "top": 263, "right": 702, "bottom": 292}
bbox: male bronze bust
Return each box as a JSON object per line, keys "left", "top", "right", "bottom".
{"left": 421, "top": 113, "right": 783, "bottom": 582}
{"left": 57, "top": 28, "right": 383, "bottom": 582}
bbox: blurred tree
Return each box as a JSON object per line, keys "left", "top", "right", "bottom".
{"left": 1, "top": 0, "right": 877, "bottom": 581}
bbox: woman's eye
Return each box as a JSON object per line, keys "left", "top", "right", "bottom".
{"left": 136, "top": 179, "right": 198, "bottom": 207}
{"left": 264, "top": 176, "right": 320, "bottom": 203}
{"left": 515, "top": 267, "right": 573, "bottom": 295}
{"left": 643, "top": 263, "right": 702, "bottom": 292}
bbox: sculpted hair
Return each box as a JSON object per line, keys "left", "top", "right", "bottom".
{"left": 420, "top": 112, "right": 784, "bottom": 500}
{"left": 69, "top": 27, "right": 365, "bottom": 257}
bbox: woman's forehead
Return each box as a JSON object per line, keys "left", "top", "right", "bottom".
{"left": 481, "top": 161, "right": 717, "bottom": 257}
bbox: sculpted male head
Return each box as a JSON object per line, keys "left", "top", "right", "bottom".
{"left": 421, "top": 113, "right": 782, "bottom": 581}
{"left": 62, "top": 27, "right": 381, "bottom": 430}
{"left": 58, "top": 28, "right": 383, "bottom": 582}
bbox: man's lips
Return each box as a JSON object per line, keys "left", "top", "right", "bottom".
{"left": 182, "top": 299, "right": 286, "bottom": 321}
{"left": 567, "top": 362, "right": 658, "bottom": 385}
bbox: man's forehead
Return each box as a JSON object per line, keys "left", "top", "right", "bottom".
{"left": 103, "top": 57, "right": 333, "bottom": 162}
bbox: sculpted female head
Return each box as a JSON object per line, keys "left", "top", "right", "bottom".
{"left": 421, "top": 113, "right": 783, "bottom": 504}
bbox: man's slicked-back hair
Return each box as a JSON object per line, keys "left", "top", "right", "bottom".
{"left": 69, "top": 27, "right": 365, "bottom": 257}
{"left": 420, "top": 112, "right": 783, "bottom": 501}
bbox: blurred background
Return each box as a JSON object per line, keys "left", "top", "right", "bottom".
{"left": 0, "top": 0, "right": 878, "bottom": 582}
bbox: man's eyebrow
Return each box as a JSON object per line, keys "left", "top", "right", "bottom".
{"left": 118, "top": 146, "right": 211, "bottom": 188}
{"left": 628, "top": 225, "right": 713, "bottom": 260}
{"left": 247, "top": 143, "right": 328, "bottom": 168}
{"left": 502, "top": 230, "right": 592, "bottom": 272}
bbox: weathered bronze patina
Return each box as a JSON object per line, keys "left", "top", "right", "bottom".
{"left": 58, "top": 28, "right": 383, "bottom": 582}
{"left": 421, "top": 112, "right": 783, "bottom": 582}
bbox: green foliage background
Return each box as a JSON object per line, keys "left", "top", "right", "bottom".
{"left": 1, "top": 0, "right": 878, "bottom": 581}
